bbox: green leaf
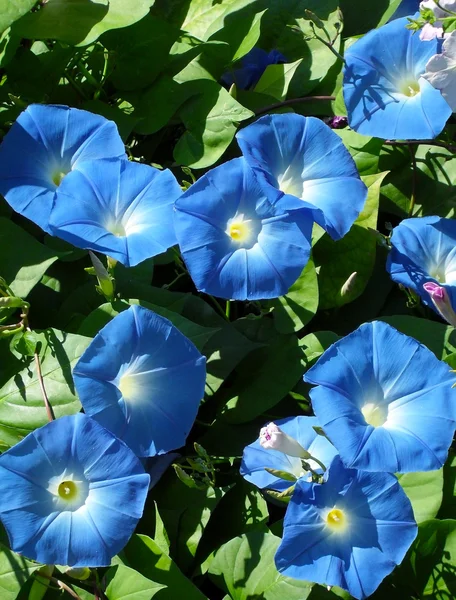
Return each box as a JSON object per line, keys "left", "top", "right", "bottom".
{"left": 209, "top": 532, "right": 313, "bottom": 599}
{"left": 399, "top": 519, "right": 456, "bottom": 598}
{"left": 299, "top": 331, "right": 339, "bottom": 366}
{"left": 439, "top": 452, "right": 456, "bottom": 520}
{"left": 0, "top": 542, "right": 41, "bottom": 600}
{"left": 380, "top": 316, "right": 456, "bottom": 363}
{"left": 10, "top": 330, "right": 38, "bottom": 357}
{"left": 254, "top": 59, "right": 303, "bottom": 101}
{"left": 104, "top": 565, "right": 165, "bottom": 600}
{"left": 14, "top": 0, "right": 155, "bottom": 46}
{"left": 173, "top": 81, "right": 254, "bottom": 169}
{"left": 152, "top": 469, "right": 228, "bottom": 573}
{"left": 270, "top": 258, "right": 319, "bottom": 334}
{"left": 340, "top": 0, "right": 401, "bottom": 37}
{"left": 231, "top": 10, "right": 266, "bottom": 62}
{"left": 117, "top": 534, "right": 207, "bottom": 600}
{"left": 0, "top": 28, "right": 21, "bottom": 68}
{"left": 335, "top": 129, "right": 384, "bottom": 176}
{"left": 0, "top": 329, "right": 90, "bottom": 448}
{"left": 0, "top": 218, "right": 59, "bottom": 298}
{"left": 398, "top": 470, "right": 444, "bottom": 523}
{"left": 179, "top": 0, "right": 258, "bottom": 41}
{"left": 314, "top": 171, "right": 387, "bottom": 309}
{"left": 102, "top": 15, "right": 179, "bottom": 91}
{"left": 0, "top": 0, "right": 36, "bottom": 34}
{"left": 381, "top": 145, "right": 456, "bottom": 218}
{"left": 78, "top": 299, "right": 219, "bottom": 352}
{"left": 221, "top": 333, "right": 304, "bottom": 424}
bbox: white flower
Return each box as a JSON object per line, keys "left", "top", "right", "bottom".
{"left": 259, "top": 422, "right": 309, "bottom": 458}
{"left": 424, "top": 30, "right": 456, "bottom": 110}
{"left": 419, "top": 0, "right": 456, "bottom": 40}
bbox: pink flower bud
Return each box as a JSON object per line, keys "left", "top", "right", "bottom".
{"left": 259, "top": 422, "right": 308, "bottom": 458}
{"left": 423, "top": 282, "right": 456, "bottom": 326}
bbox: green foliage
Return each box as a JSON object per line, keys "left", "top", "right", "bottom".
{"left": 104, "top": 564, "right": 165, "bottom": 600}
{"left": 209, "top": 531, "right": 313, "bottom": 599}
{"left": 398, "top": 470, "right": 444, "bottom": 524}
{"left": 0, "top": 542, "right": 40, "bottom": 600}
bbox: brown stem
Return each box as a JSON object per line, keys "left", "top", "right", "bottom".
{"left": 384, "top": 139, "right": 456, "bottom": 153}
{"left": 34, "top": 352, "right": 55, "bottom": 422}
{"left": 254, "top": 95, "right": 335, "bottom": 117}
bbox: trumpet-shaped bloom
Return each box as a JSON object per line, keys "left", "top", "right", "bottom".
{"left": 236, "top": 114, "right": 367, "bottom": 240}
{"left": 304, "top": 321, "right": 456, "bottom": 473}
{"left": 0, "top": 104, "right": 125, "bottom": 233}
{"left": 240, "top": 416, "right": 338, "bottom": 492}
{"left": 0, "top": 413, "right": 149, "bottom": 567}
{"left": 275, "top": 457, "right": 417, "bottom": 600}
{"left": 73, "top": 305, "right": 206, "bottom": 458}
{"left": 221, "top": 48, "right": 286, "bottom": 90}
{"left": 387, "top": 216, "right": 456, "bottom": 321}
{"left": 49, "top": 159, "right": 181, "bottom": 266}
{"left": 173, "top": 157, "right": 313, "bottom": 300}
{"left": 424, "top": 31, "right": 456, "bottom": 110}
{"left": 343, "top": 17, "right": 452, "bottom": 139}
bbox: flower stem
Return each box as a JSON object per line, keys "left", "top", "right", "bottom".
{"left": 225, "top": 299, "right": 231, "bottom": 320}
{"left": 34, "top": 352, "right": 55, "bottom": 422}
{"left": 408, "top": 144, "right": 417, "bottom": 217}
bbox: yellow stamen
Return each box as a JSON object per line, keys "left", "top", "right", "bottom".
{"left": 326, "top": 508, "right": 346, "bottom": 531}
{"left": 58, "top": 480, "right": 78, "bottom": 501}
{"left": 228, "top": 220, "right": 249, "bottom": 242}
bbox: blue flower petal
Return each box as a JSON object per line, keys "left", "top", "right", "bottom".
{"left": 387, "top": 216, "right": 456, "bottom": 315}
{"left": 304, "top": 321, "right": 456, "bottom": 472}
{"left": 174, "top": 157, "right": 313, "bottom": 300}
{"left": 0, "top": 414, "right": 149, "bottom": 567}
{"left": 221, "top": 48, "right": 286, "bottom": 90}
{"left": 49, "top": 158, "right": 180, "bottom": 266}
{"left": 236, "top": 114, "right": 367, "bottom": 239}
{"left": 73, "top": 305, "right": 206, "bottom": 457}
{"left": 0, "top": 104, "right": 125, "bottom": 233}
{"left": 241, "top": 416, "right": 338, "bottom": 491}
{"left": 343, "top": 17, "right": 452, "bottom": 139}
{"left": 275, "top": 457, "right": 417, "bottom": 599}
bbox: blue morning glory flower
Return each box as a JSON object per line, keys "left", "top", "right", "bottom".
{"left": 221, "top": 48, "right": 286, "bottom": 90}
{"left": 0, "top": 104, "right": 126, "bottom": 233}
{"left": 275, "top": 456, "right": 417, "bottom": 600}
{"left": 236, "top": 114, "right": 367, "bottom": 240}
{"left": 49, "top": 158, "right": 181, "bottom": 267}
{"left": 343, "top": 16, "right": 452, "bottom": 139}
{"left": 0, "top": 413, "right": 149, "bottom": 567}
{"left": 304, "top": 321, "right": 456, "bottom": 473}
{"left": 173, "top": 157, "right": 313, "bottom": 300}
{"left": 73, "top": 305, "right": 206, "bottom": 458}
{"left": 387, "top": 216, "right": 456, "bottom": 323}
{"left": 240, "top": 416, "right": 338, "bottom": 492}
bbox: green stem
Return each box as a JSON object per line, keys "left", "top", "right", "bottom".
{"left": 225, "top": 299, "right": 231, "bottom": 320}
{"left": 208, "top": 295, "right": 229, "bottom": 321}
{"left": 408, "top": 144, "right": 417, "bottom": 217}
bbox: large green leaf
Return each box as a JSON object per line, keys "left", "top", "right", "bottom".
{"left": 102, "top": 14, "right": 180, "bottom": 91}
{"left": 270, "top": 258, "right": 318, "bottom": 334}
{"left": 335, "top": 129, "right": 384, "bottom": 176}
{"left": 179, "top": 0, "right": 258, "bottom": 41}
{"left": 151, "top": 470, "right": 228, "bottom": 573}
{"left": 220, "top": 333, "right": 305, "bottom": 424}
{"left": 0, "top": 329, "right": 90, "bottom": 448}
{"left": 173, "top": 80, "right": 254, "bottom": 168}
{"left": 209, "top": 532, "right": 313, "bottom": 600}
{"left": 104, "top": 565, "right": 165, "bottom": 600}
{"left": 439, "top": 452, "right": 456, "bottom": 520}
{"left": 117, "top": 534, "right": 207, "bottom": 600}
{"left": 398, "top": 470, "right": 444, "bottom": 524}
{"left": 0, "top": 0, "right": 36, "bottom": 34}
{"left": 254, "top": 59, "right": 303, "bottom": 101}
{"left": 314, "top": 171, "right": 387, "bottom": 309}
{"left": 0, "top": 218, "right": 59, "bottom": 298}
{"left": 340, "top": 0, "right": 401, "bottom": 37}
{"left": 381, "top": 145, "right": 456, "bottom": 218}
{"left": 380, "top": 316, "right": 456, "bottom": 363}
{"left": 14, "top": 0, "right": 155, "bottom": 46}
{"left": 399, "top": 519, "right": 456, "bottom": 598}
{"left": 0, "top": 542, "right": 40, "bottom": 600}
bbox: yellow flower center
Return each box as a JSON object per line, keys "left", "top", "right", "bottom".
{"left": 58, "top": 480, "right": 78, "bottom": 501}
{"left": 228, "top": 220, "right": 250, "bottom": 242}
{"left": 361, "top": 402, "right": 387, "bottom": 427}
{"left": 52, "top": 170, "right": 67, "bottom": 186}
{"left": 398, "top": 79, "right": 420, "bottom": 98}
{"left": 118, "top": 373, "right": 139, "bottom": 400}
{"left": 326, "top": 508, "right": 346, "bottom": 531}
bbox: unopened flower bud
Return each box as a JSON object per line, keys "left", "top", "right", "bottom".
{"left": 423, "top": 281, "right": 456, "bottom": 326}
{"left": 341, "top": 271, "right": 357, "bottom": 297}
{"left": 259, "top": 422, "right": 310, "bottom": 458}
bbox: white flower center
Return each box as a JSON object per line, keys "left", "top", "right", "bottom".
{"left": 361, "top": 402, "right": 387, "bottom": 427}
